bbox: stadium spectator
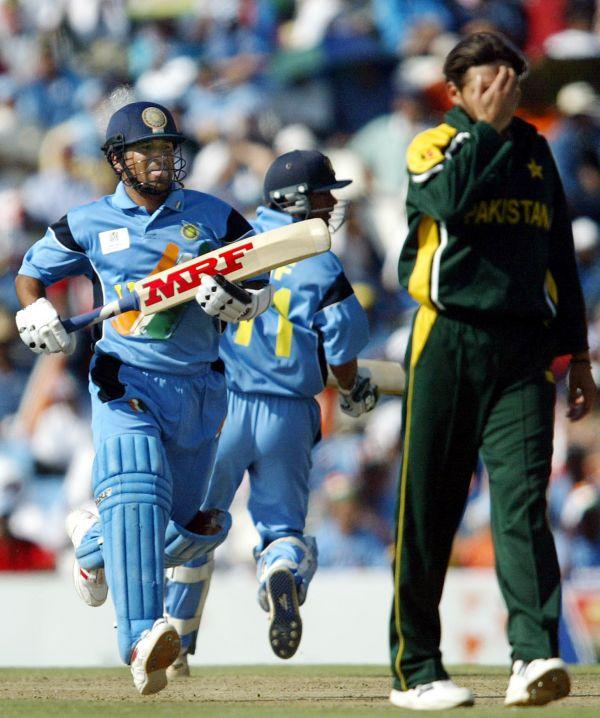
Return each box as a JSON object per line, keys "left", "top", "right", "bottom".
{"left": 372, "top": 0, "right": 455, "bottom": 57}
{"left": 451, "top": 0, "right": 529, "bottom": 48}
{"left": 571, "top": 217, "right": 600, "bottom": 312}
{"left": 542, "top": 0, "right": 600, "bottom": 59}
{"left": 0, "top": 450, "right": 55, "bottom": 571}
{"left": 560, "top": 472, "right": 600, "bottom": 570}
{"left": 551, "top": 82, "right": 600, "bottom": 223}
{"left": 0, "top": 303, "right": 28, "bottom": 422}
{"left": 524, "top": 0, "right": 569, "bottom": 58}
{"left": 14, "top": 43, "right": 84, "bottom": 130}
{"left": 314, "top": 471, "right": 391, "bottom": 568}
{"left": 349, "top": 79, "right": 433, "bottom": 289}
{"left": 550, "top": 443, "right": 600, "bottom": 574}
{"left": 19, "top": 144, "right": 98, "bottom": 230}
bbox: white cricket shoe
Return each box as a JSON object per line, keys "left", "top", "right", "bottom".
{"left": 390, "top": 680, "right": 474, "bottom": 710}
{"left": 504, "top": 658, "right": 570, "bottom": 706}
{"left": 65, "top": 508, "right": 108, "bottom": 607}
{"left": 166, "top": 650, "right": 190, "bottom": 679}
{"left": 130, "top": 618, "right": 181, "bottom": 695}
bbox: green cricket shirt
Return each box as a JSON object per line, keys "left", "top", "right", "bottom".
{"left": 398, "top": 106, "right": 588, "bottom": 356}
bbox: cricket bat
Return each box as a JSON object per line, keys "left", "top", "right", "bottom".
{"left": 61, "top": 218, "right": 330, "bottom": 333}
{"left": 327, "top": 359, "right": 405, "bottom": 396}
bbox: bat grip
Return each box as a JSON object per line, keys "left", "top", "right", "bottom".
{"left": 62, "top": 293, "right": 140, "bottom": 333}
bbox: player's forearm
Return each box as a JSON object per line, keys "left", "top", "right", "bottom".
{"left": 329, "top": 358, "right": 357, "bottom": 391}
{"left": 15, "top": 274, "right": 46, "bottom": 308}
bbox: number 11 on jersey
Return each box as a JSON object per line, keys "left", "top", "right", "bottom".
{"left": 234, "top": 286, "right": 294, "bottom": 358}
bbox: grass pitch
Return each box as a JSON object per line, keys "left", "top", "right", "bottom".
{"left": 0, "top": 664, "right": 598, "bottom": 717}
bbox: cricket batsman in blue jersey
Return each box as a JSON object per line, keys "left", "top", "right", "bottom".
{"left": 164, "top": 150, "right": 379, "bottom": 675}
{"left": 14, "top": 100, "right": 272, "bottom": 695}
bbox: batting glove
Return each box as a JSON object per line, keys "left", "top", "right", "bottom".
{"left": 338, "top": 371, "right": 379, "bottom": 417}
{"left": 16, "top": 297, "right": 76, "bottom": 355}
{"left": 196, "top": 275, "right": 273, "bottom": 323}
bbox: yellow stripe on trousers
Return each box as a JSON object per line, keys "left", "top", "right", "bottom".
{"left": 393, "top": 304, "right": 438, "bottom": 688}
{"left": 407, "top": 216, "right": 440, "bottom": 309}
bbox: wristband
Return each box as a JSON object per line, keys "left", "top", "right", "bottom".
{"left": 570, "top": 359, "right": 591, "bottom": 366}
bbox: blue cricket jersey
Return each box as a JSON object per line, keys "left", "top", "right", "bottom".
{"left": 19, "top": 182, "right": 253, "bottom": 375}
{"left": 219, "top": 206, "right": 370, "bottom": 397}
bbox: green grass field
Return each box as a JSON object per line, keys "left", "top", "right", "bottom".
{"left": 0, "top": 664, "right": 598, "bottom": 717}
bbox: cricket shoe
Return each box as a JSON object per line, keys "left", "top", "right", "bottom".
{"left": 504, "top": 658, "right": 570, "bottom": 706}
{"left": 166, "top": 650, "right": 190, "bottom": 679}
{"left": 266, "top": 567, "right": 302, "bottom": 659}
{"left": 390, "top": 680, "right": 474, "bottom": 710}
{"left": 130, "top": 618, "right": 181, "bottom": 695}
{"left": 65, "top": 508, "right": 107, "bottom": 607}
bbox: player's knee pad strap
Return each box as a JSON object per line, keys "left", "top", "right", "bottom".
{"left": 165, "top": 554, "right": 214, "bottom": 652}
{"left": 93, "top": 433, "right": 171, "bottom": 663}
{"left": 256, "top": 535, "right": 318, "bottom": 608}
{"left": 164, "top": 510, "right": 231, "bottom": 568}
{"left": 75, "top": 521, "right": 104, "bottom": 570}
{"left": 165, "top": 559, "right": 214, "bottom": 584}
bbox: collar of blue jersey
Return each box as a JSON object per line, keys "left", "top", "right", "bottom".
{"left": 112, "top": 181, "right": 185, "bottom": 212}
{"left": 253, "top": 205, "right": 294, "bottom": 233}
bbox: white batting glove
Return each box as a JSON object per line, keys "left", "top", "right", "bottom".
{"left": 196, "top": 275, "right": 273, "bottom": 323}
{"left": 339, "top": 371, "right": 379, "bottom": 417}
{"left": 16, "top": 297, "right": 76, "bottom": 355}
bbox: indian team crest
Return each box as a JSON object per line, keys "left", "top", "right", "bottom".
{"left": 141, "top": 106, "right": 167, "bottom": 133}
{"left": 180, "top": 221, "right": 201, "bottom": 240}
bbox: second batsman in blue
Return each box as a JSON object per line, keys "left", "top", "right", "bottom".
{"left": 164, "top": 150, "right": 379, "bottom": 675}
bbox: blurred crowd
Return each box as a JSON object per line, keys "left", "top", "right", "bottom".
{"left": 0, "top": 0, "right": 600, "bottom": 583}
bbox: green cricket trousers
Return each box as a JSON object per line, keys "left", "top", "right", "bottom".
{"left": 390, "top": 305, "right": 561, "bottom": 690}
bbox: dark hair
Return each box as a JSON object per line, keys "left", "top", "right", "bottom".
{"left": 565, "top": 0, "right": 597, "bottom": 25}
{"left": 443, "top": 32, "right": 528, "bottom": 88}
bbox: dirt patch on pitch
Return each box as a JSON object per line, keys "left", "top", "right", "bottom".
{"left": 0, "top": 670, "right": 598, "bottom": 707}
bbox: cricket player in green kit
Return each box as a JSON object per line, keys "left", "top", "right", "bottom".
{"left": 390, "top": 32, "right": 597, "bottom": 711}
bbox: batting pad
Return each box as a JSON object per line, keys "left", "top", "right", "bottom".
{"left": 164, "top": 509, "right": 231, "bottom": 568}
{"left": 93, "top": 433, "right": 172, "bottom": 664}
{"left": 165, "top": 553, "right": 214, "bottom": 653}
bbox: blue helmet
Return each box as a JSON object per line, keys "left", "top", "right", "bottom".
{"left": 263, "top": 150, "right": 352, "bottom": 232}
{"left": 102, "top": 101, "right": 186, "bottom": 194}
{"left": 263, "top": 150, "right": 351, "bottom": 204}
{"left": 102, "top": 101, "right": 184, "bottom": 153}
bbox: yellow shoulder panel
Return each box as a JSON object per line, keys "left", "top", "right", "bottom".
{"left": 406, "top": 123, "right": 458, "bottom": 174}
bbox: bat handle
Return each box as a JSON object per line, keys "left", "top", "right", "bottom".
{"left": 62, "top": 293, "right": 140, "bottom": 334}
